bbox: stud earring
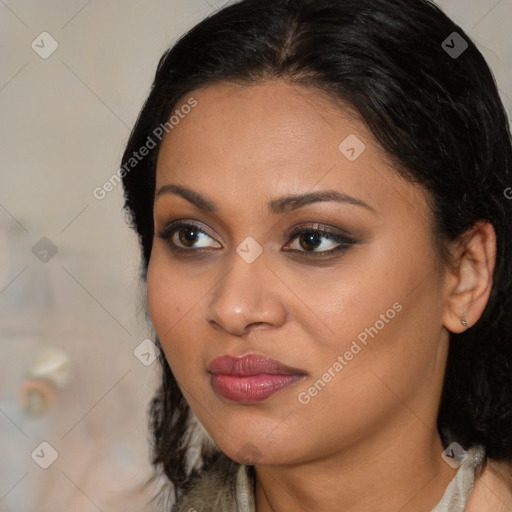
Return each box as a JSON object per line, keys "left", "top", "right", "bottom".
{"left": 461, "top": 314, "right": 468, "bottom": 327}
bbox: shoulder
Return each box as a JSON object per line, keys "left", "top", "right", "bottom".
{"left": 466, "top": 458, "right": 512, "bottom": 512}
{"left": 172, "top": 455, "right": 241, "bottom": 512}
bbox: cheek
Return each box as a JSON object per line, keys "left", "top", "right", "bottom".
{"left": 283, "top": 235, "right": 442, "bottom": 377}
{"left": 146, "top": 253, "right": 189, "bottom": 363}
{"left": 146, "top": 255, "right": 172, "bottom": 335}
{"left": 273, "top": 252, "right": 403, "bottom": 355}
{"left": 146, "top": 250, "right": 208, "bottom": 383}
{"left": 146, "top": 247, "right": 199, "bottom": 333}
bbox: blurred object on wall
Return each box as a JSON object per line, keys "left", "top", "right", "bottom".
{"left": 20, "top": 346, "right": 72, "bottom": 417}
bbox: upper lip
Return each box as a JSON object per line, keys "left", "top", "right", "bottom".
{"left": 207, "top": 354, "right": 307, "bottom": 376}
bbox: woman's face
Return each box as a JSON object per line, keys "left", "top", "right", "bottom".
{"left": 147, "top": 80, "right": 451, "bottom": 465}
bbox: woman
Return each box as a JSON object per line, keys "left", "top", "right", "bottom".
{"left": 121, "top": 0, "right": 512, "bottom": 510}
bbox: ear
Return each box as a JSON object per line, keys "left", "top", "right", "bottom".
{"left": 442, "top": 221, "right": 497, "bottom": 333}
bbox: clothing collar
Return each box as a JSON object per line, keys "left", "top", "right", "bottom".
{"left": 173, "top": 445, "right": 485, "bottom": 511}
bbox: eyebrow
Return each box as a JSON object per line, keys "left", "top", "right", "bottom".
{"left": 155, "top": 184, "right": 375, "bottom": 215}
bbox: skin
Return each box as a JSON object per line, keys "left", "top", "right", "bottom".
{"left": 146, "top": 80, "right": 497, "bottom": 511}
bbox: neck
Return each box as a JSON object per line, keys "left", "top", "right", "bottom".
{"left": 254, "top": 422, "right": 458, "bottom": 512}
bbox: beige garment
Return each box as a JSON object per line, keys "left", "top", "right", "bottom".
{"left": 430, "top": 445, "right": 485, "bottom": 511}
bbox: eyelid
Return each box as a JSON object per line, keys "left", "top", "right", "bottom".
{"left": 156, "top": 218, "right": 219, "bottom": 242}
{"left": 287, "top": 222, "right": 354, "bottom": 240}
{"left": 282, "top": 224, "right": 355, "bottom": 257}
{"left": 156, "top": 218, "right": 356, "bottom": 256}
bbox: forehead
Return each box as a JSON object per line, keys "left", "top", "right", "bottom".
{"left": 160, "top": 80, "right": 366, "bottom": 164}
{"left": 155, "top": 80, "right": 428, "bottom": 220}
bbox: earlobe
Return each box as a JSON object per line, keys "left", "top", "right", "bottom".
{"left": 442, "top": 221, "right": 496, "bottom": 334}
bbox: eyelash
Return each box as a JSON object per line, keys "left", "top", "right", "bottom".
{"left": 156, "top": 220, "right": 355, "bottom": 259}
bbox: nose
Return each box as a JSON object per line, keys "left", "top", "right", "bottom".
{"left": 205, "top": 251, "right": 287, "bottom": 337}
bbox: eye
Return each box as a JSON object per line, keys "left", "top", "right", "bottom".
{"left": 157, "top": 221, "right": 221, "bottom": 251}
{"left": 156, "top": 220, "right": 355, "bottom": 257}
{"left": 284, "top": 224, "right": 355, "bottom": 256}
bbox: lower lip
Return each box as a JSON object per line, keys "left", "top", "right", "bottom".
{"left": 211, "top": 374, "right": 305, "bottom": 403}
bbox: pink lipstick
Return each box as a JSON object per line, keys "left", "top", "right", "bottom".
{"left": 207, "top": 354, "right": 306, "bottom": 403}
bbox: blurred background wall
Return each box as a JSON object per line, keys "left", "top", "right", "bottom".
{"left": 0, "top": 0, "right": 511, "bottom": 511}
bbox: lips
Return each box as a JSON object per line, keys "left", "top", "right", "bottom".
{"left": 207, "top": 354, "right": 307, "bottom": 403}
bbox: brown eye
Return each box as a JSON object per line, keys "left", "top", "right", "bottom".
{"left": 297, "top": 231, "right": 323, "bottom": 251}
{"left": 177, "top": 226, "right": 200, "bottom": 248}
{"left": 157, "top": 221, "right": 221, "bottom": 250}
{"left": 286, "top": 227, "right": 354, "bottom": 255}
